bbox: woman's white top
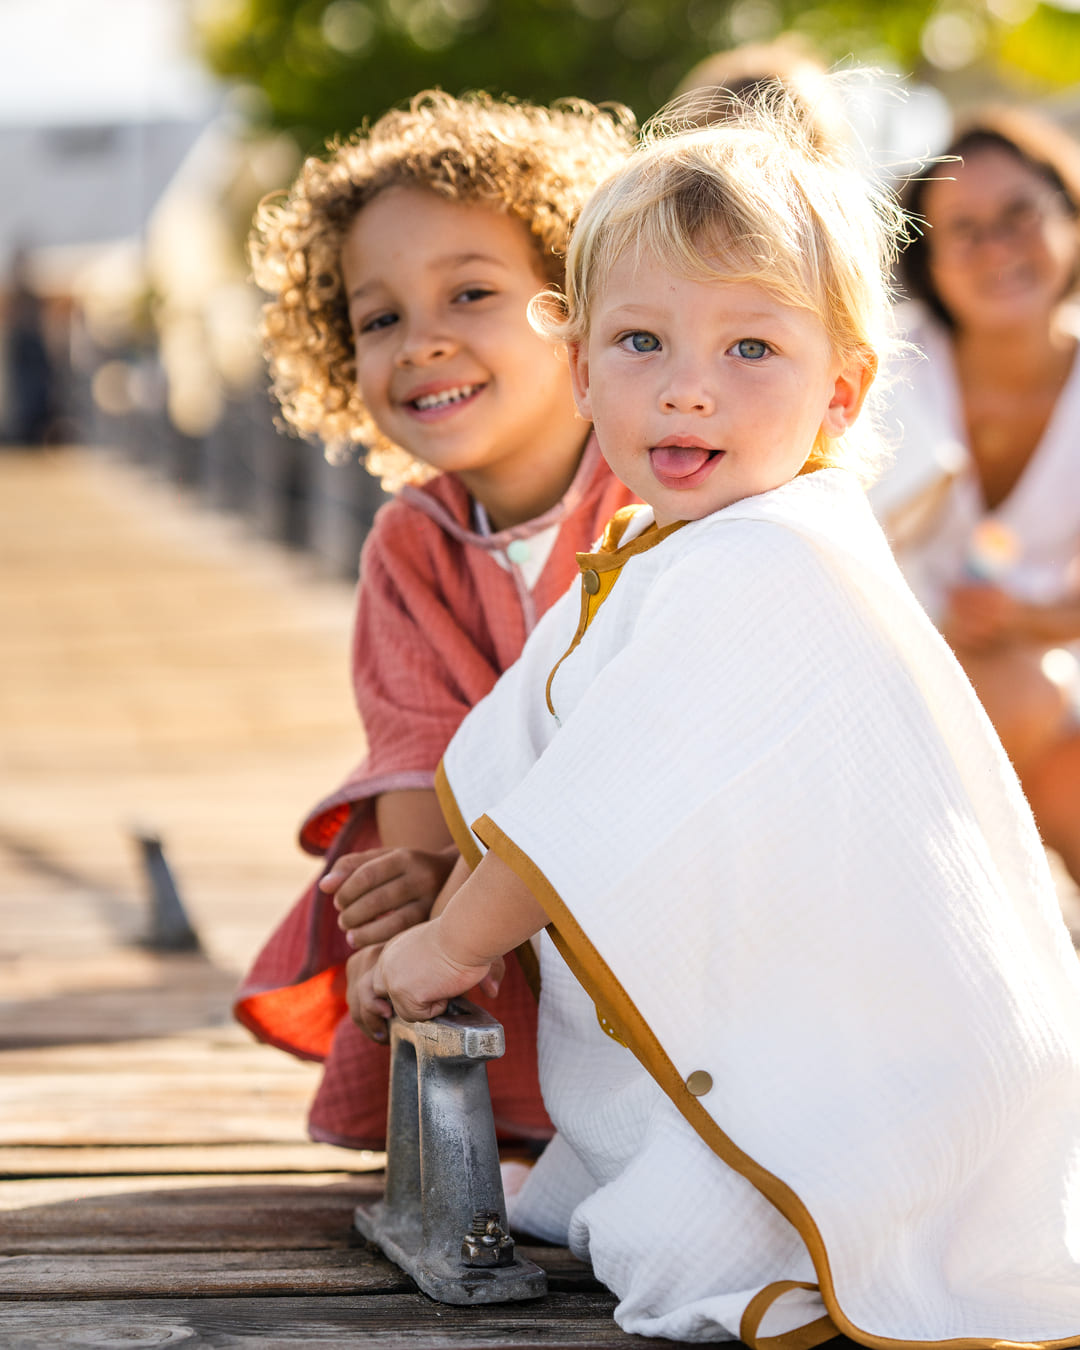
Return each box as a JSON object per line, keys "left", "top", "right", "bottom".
{"left": 870, "top": 300, "right": 1080, "bottom": 624}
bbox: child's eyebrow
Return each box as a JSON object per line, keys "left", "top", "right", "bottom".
{"left": 438, "top": 251, "right": 514, "bottom": 271}
{"left": 601, "top": 302, "right": 786, "bottom": 327}
{"left": 600, "top": 302, "right": 659, "bottom": 323}
{"left": 347, "top": 252, "right": 513, "bottom": 305}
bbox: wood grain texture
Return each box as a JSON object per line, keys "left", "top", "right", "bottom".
{"left": 0, "top": 1247, "right": 599, "bottom": 1300}
{"left": 0, "top": 1292, "right": 675, "bottom": 1349}
{"left": 1, "top": 1176, "right": 383, "bottom": 1251}
{"left": 0, "top": 1032, "right": 323, "bottom": 1147}
{"left": 0, "top": 1249, "right": 412, "bottom": 1299}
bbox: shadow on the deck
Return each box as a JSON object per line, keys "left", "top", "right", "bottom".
{"left": 0, "top": 951, "right": 239, "bottom": 1049}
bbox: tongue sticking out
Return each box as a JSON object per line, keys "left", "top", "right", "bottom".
{"left": 650, "top": 446, "right": 713, "bottom": 479}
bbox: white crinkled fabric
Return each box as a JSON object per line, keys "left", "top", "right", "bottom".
{"left": 443, "top": 468, "right": 1080, "bottom": 1347}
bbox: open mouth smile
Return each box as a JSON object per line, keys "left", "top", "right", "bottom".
{"left": 404, "top": 383, "right": 485, "bottom": 418}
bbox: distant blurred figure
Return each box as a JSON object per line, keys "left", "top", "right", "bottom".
{"left": 3, "top": 272, "right": 54, "bottom": 446}
{"left": 877, "top": 106, "right": 1080, "bottom": 885}
{"left": 669, "top": 39, "right": 950, "bottom": 194}
{"left": 670, "top": 38, "right": 851, "bottom": 155}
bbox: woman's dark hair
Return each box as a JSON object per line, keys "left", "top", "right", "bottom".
{"left": 899, "top": 105, "right": 1080, "bottom": 328}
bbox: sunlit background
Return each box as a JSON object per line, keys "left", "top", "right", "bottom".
{"left": 5, "top": 0, "right": 1080, "bottom": 571}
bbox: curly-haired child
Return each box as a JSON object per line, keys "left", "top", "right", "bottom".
{"left": 234, "top": 91, "right": 637, "bottom": 1150}
{"left": 348, "top": 103, "right": 1080, "bottom": 1344}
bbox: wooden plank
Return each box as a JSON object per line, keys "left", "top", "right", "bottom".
{"left": 0, "top": 1034, "right": 322, "bottom": 1146}
{"left": 0, "top": 1144, "right": 384, "bottom": 1179}
{"left": 0, "top": 1091, "right": 316, "bottom": 1146}
{"left": 0, "top": 1176, "right": 382, "bottom": 1253}
{"left": 0, "top": 1247, "right": 599, "bottom": 1299}
{"left": 0, "top": 1250, "right": 411, "bottom": 1299}
{"left": 0, "top": 1031, "right": 307, "bottom": 1071}
{"left": 0, "top": 1293, "right": 676, "bottom": 1348}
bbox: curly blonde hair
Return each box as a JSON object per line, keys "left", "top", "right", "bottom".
{"left": 249, "top": 90, "right": 636, "bottom": 490}
{"left": 532, "top": 93, "right": 907, "bottom": 482}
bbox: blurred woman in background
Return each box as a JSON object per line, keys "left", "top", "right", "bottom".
{"left": 878, "top": 106, "right": 1080, "bottom": 885}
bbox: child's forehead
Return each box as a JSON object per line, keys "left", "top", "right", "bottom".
{"left": 345, "top": 185, "right": 546, "bottom": 271}
{"left": 592, "top": 246, "right": 778, "bottom": 307}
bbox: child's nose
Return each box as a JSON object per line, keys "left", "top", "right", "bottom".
{"left": 660, "top": 377, "right": 715, "bottom": 416}
{"left": 394, "top": 323, "right": 455, "bottom": 367}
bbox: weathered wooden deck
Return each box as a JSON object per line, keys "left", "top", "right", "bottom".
{"left": 0, "top": 447, "right": 671, "bottom": 1348}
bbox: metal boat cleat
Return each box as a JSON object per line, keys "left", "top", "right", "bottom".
{"left": 354, "top": 998, "right": 548, "bottom": 1304}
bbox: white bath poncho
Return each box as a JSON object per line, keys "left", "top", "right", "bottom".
{"left": 437, "top": 469, "right": 1080, "bottom": 1349}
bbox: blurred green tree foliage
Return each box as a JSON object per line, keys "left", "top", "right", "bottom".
{"left": 195, "top": 0, "right": 1080, "bottom": 150}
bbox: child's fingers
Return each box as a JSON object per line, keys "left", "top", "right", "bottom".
{"left": 335, "top": 875, "right": 419, "bottom": 929}
{"left": 370, "top": 939, "right": 449, "bottom": 1023}
{"left": 345, "top": 945, "right": 393, "bottom": 1041}
{"left": 355, "top": 995, "right": 394, "bottom": 1042}
{"left": 477, "top": 953, "right": 506, "bottom": 999}
{"left": 385, "top": 992, "right": 449, "bottom": 1023}
{"left": 326, "top": 850, "right": 417, "bottom": 912}
{"left": 342, "top": 896, "right": 432, "bottom": 949}
{"left": 318, "top": 849, "right": 386, "bottom": 895}
{"left": 370, "top": 926, "right": 493, "bottom": 1024}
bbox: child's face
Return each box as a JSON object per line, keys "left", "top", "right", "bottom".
{"left": 342, "top": 187, "right": 585, "bottom": 525}
{"left": 568, "top": 252, "right": 870, "bottom": 528}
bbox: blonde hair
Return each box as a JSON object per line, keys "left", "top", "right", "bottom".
{"left": 249, "top": 90, "right": 635, "bottom": 490}
{"left": 533, "top": 98, "right": 907, "bottom": 478}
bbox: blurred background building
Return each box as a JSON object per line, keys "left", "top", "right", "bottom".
{"left": 6, "top": 0, "right": 1080, "bottom": 576}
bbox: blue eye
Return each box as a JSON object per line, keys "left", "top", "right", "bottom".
{"left": 623, "top": 331, "right": 660, "bottom": 353}
{"left": 734, "top": 338, "right": 769, "bottom": 360}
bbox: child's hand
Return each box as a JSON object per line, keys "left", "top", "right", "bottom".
{"left": 369, "top": 919, "right": 504, "bottom": 1024}
{"left": 345, "top": 943, "right": 392, "bottom": 1042}
{"left": 319, "top": 845, "right": 458, "bottom": 950}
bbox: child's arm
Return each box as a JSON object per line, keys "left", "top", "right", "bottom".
{"left": 377, "top": 787, "right": 452, "bottom": 851}
{"left": 319, "top": 789, "right": 457, "bottom": 948}
{"left": 354, "top": 851, "right": 547, "bottom": 1026}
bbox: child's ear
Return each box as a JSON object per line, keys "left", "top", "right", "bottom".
{"left": 821, "top": 352, "right": 877, "bottom": 438}
{"left": 567, "top": 342, "right": 593, "bottom": 422}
